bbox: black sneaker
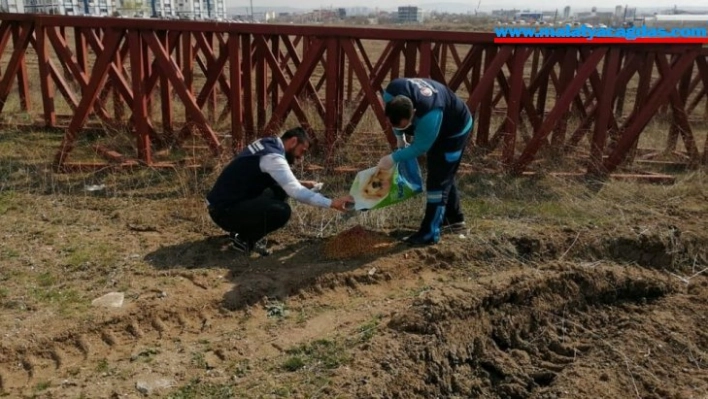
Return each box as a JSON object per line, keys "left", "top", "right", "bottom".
{"left": 442, "top": 221, "right": 467, "bottom": 235}
{"left": 403, "top": 232, "right": 438, "bottom": 247}
{"left": 252, "top": 239, "right": 272, "bottom": 257}
{"left": 229, "top": 233, "right": 250, "bottom": 254}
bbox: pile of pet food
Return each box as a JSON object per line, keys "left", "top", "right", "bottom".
{"left": 322, "top": 225, "right": 397, "bottom": 260}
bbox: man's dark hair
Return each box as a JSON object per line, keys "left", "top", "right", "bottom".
{"left": 281, "top": 127, "right": 311, "bottom": 145}
{"left": 385, "top": 95, "right": 414, "bottom": 125}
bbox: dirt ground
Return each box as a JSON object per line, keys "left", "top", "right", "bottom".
{"left": 0, "top": 130, "right": 707, "bottom": 399}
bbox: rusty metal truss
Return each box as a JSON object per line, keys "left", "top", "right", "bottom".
{"left": 0, "top": 13, "right": 706, "bottom": 179}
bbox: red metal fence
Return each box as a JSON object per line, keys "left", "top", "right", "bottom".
{"left": 0, "top": 13, "right": 706, "bottom": 177}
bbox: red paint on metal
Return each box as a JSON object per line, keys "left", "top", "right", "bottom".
{"left": 551, "top": 48, "right": 577, "bottom": 149}
{"left": 588, "top": 47, "right": 620, "bottom": 175}
{"left": 160, "top": 31, "right": 173, "bottom": 136}
{"left": 604, "top": 51, "right": 699, "bottom": 172}
{"left": 418, "top": 41, "right": 431, "bottom": 78}
{"left": 142, "top": 31, "right": 220, "bottom": 155}
{"left": 241, "top": 34, "right": 255, "bottom": 141}
{"left": 12, "top": 23, "right": 31, "bottom": 112}
{"left": 503, "top": 47, "right": 525, "bottom": 166}
{"left": 513, "top": 47, "right": 608, "bottom": 173}
{"left": 474, "top": 47, "right": 499, "bottom": 149}
{"left": 656, "top": 53, "right": 700, "bottom": 164}
{"left": 229, "top": 34, "right": 243, "bottom": 152}
{"left": 129, "top": 30, "right": 151, "bottom": 164}
{"left": 54, "top": 29, "right": 124, "bottom": 168}
{"left": 0, "top": 22, "right": 32, "bottom": 114}
{"left": 35, "top": 26, "right": 56, "bottom": 127}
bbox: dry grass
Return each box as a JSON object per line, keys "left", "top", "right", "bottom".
{"left": 1, "top": 121, "right": 707, "bottom": 397}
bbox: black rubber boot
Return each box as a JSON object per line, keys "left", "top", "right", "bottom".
{"left": 404, "top": 203, "right": 445, "bottom": 246}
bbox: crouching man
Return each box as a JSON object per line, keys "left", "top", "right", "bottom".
{"left": 206, "top": 127, "right": 353, "bottom": 256}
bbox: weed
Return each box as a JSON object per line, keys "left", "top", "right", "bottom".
{"left": 233, "top": 359, "right": 251, "bottom": 377}
{"left": 354, "top": 315, "right": 382, "bottom": 343}
{"left": 191, "top": 352, "right": 207, "bottom": 369}
{"left": 131, "top": 348, "right": 160, "bottom": 363}
{"left": 282, "top": 356, "right": 305, "bottom": 371}
{"left": 34, "top": 381, "right": 50, "bottom": 391}
{"left": 31, "top": 286, "right": 85, "bottom": 315}
{"left": 265, "top": 298, "right": 289, "bottom": 319}
{"left": 0, "top": 192, "right": 16, "bottom": 215}
{"left": 96, "top": 359, "right": 109, "bottom": 373}
{"left": 166, "top": 378, "right": 234, "bottom": 399}
{"left": 282, "top": 338, "right": 352, "bottom": 372}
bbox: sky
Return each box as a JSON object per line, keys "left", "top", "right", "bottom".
{"left": 226, "top": 0, "right": 708, "bottom": 12}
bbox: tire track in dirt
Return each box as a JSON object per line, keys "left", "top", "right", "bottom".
{"left": 1, "top": 228, "right": 704, "bottom": 397}
{"left": 0, "top": 306, "right": 220, "bottom": 394}
{"left": 0, "top": 251, "right": 418, "bottom": 396}
{"left": 353, "top": 264, "right": 691, "bottom": 398}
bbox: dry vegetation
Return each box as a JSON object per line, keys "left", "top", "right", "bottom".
{"left": 1, "top": 117, "right": 707, "bottom": 398}
{"left": 0, "top": 20, "right": 708, "bottom": 399}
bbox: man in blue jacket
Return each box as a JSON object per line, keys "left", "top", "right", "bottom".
{"left": 207, "top": 127, "right": 353, "bottom": 256}
{"left": 377, "top": 78, "right": 473, "bottom": 246}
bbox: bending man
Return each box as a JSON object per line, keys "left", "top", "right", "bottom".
{"left": 377, "top": 78, "right": 474, "bottom": 246}
{"left": 206, "top": 127, "right": 353, "bottom": 255}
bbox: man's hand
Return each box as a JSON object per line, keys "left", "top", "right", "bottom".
{"left": 330, "top": 195, "right": 354, "bottom": 212}
{"left": 377, "top": 154, "right": 394, "bottom": 170}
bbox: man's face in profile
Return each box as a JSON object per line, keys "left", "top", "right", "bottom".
{"left": 285, "top": 140, "right": 309, "bottom": 165}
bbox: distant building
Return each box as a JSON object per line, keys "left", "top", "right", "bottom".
{"left": 232, "top": 10, "right": 274, "bottom": 21}
{"left": 515, "top": 12, "right": 542, "bottom": 22}
{"left": 398, "top": 6, "right": 423, "bottom": 23}
{"left": 151, "top": 0, "right": 175, "bottom": 17}
{"left": 346, "top": 6, "right": 370, "bottom": 16}
{"left": 204, "top": 0, "right": 225, "bottom": 19}
{"left": 492, "top": 8, "right": 519, "bottom": 21}
{"left": 14, "top": 0, "right": 227, "bottom": 17}
{"left": 625, "top": 7, "right": 637, "bottom": 20}
{"left": 645, "top": 14, "right": 708, "bottom": 28}
{"left": 24, "top": 0, "right": 113, "bottom": 15}
{"left": 1, "top": 0, "right": 24, "bottom": 12}
{"left": 563, "top": 5, "right": 570, "bottom": 19}
{"left": 542, "top": 11, "right": 557, "bottom": 22}
{"left": 174, "top": 0, "right": 226, "bottom": 20}
{"left": 573, "top": 7, "right": 615, "bottom": 25}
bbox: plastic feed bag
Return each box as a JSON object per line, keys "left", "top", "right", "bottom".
{"left": 349, "top": 158, "right": 423, "bottom": 211}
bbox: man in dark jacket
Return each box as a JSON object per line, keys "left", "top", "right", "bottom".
{"left": 377, "top": 78, "right": 473, "bottom": 246}
{"left": 207, "top": 127, "right": 353, "bottom": 255}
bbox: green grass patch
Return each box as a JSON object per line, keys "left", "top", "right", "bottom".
{"left": 166, "top": 379, "right": 235, "bottom": 399}
{"left": 0, "top": 192, "right": 17, "bottom": 215}
{"left": 354, "top": 316, "right": 381, "bottom": 343}
{"left": 62, "top": 242, "right": 120, "bottom": 271}
{"left": 281, "top": 339, "right": 351, "bottom": 372}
